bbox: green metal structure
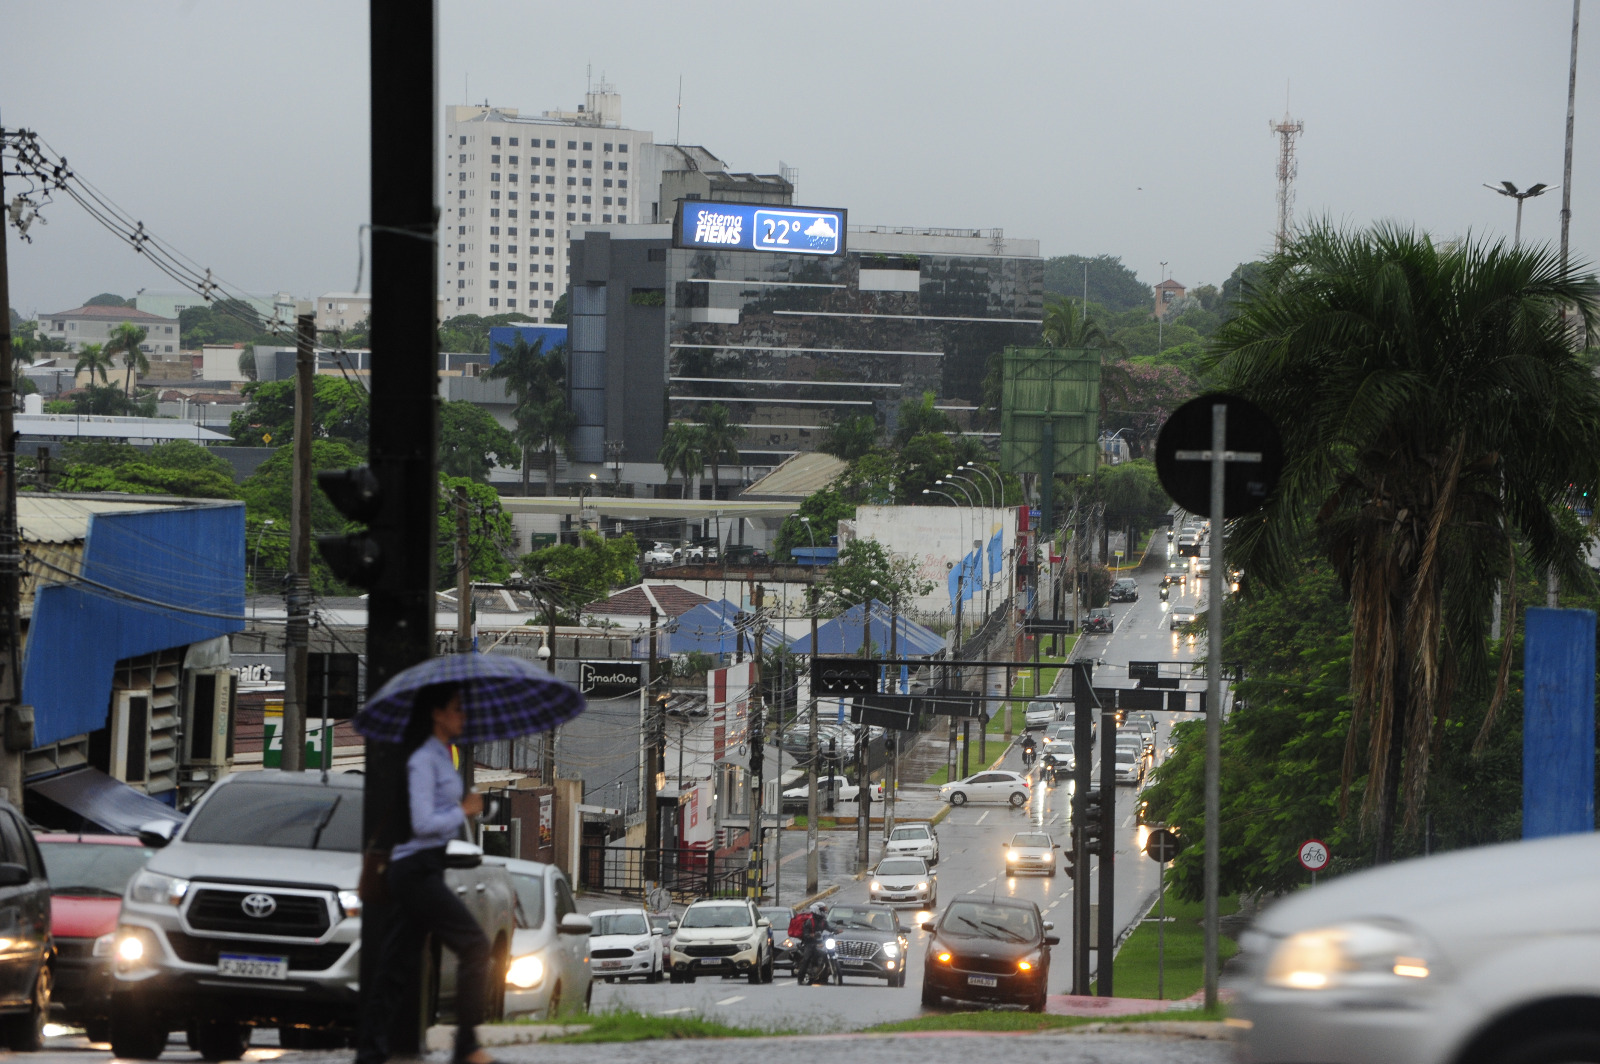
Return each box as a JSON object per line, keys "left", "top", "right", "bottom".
{"left": 998, "top": 347, "right": 1101, "bottom": 478}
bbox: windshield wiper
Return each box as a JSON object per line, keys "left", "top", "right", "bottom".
{"left": 309, "top": 796, "right": 342, "bottom": 850}
{"left": 977, "top": 920, "right": 1029, "bottom": 942}
{"left": 953, "top": 915, "right": 1000, "bottom": 938}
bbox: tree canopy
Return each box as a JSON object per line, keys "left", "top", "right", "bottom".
{"left": 228, "top": 376, "right": 371, "bottom": 449}
{"left": 1042, "top": 255, "right": 1149, "bottom": 312}
{"left": 438, "top": 400, "right": 519, "bottom": 482}
{"left": 520, "top": 530, "right": 641, "bottom": 621}
{"left": 52, "top": 440, "right": 239, "bottom": 499}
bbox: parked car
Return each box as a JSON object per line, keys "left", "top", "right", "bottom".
{"left": 488, "top": 856, "right": 593, "bottom": 1018}
{"left": 1236, "top": 832, "right": 1600, "bottom": 1064}
{"left": 36, "top": 833, "right": 153, "bottom": 1042}
{"left": 757, "top": 907, "right": 795, "bottom": 971}
{"left": 1170, "top": 605, "right": 1198, "bottom": 630}
{"left": 585, "top": 907, "right": 662, "bottom": 984}
{"left": 110, "top": 771, "right": 517, "bottom": 1060}
{"left": 780, "top": 775, "right": 858, "bottom": 812}
{"left": 723, "top": 545, "right": 770, "bottom": 566}
{"left": 642, "top": 542, "right": 679, "bottom": 565}
{"left": 883, "top": 824, "right": 939, "bottom": 865}
{"left": 1003, "top": 832, "right": 1060, "bottom": 877}
{"left": 939, "top": 770, "right": 1031, "bottom": 808}
{"left": 666, "top": 899, "right": 773, "bottom": 984}
{"left": 868, "top": 857, "right": 936, "bottom": 908}
{"left": 0, "top": 801, "right": 55, "bottom": 1051}
{"left": 920, "top": 897, "right": 1057, "bottom": 1011}
{"left": 1023, "top": 700, "right": 1058, "bottom": 729}
{"left": 826, "top": 904, "right": 911, "bottom": 986}
{"left": 1108, "top": 577, "right": 1139, "bottom": 602}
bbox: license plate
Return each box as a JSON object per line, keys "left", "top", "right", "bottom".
{"left": 598, "top": 961, "right": 625, "bottom": 969}
{"left": 698, "top": 957, "right": 724, "bottom": 965}
{"left": 843, "top": 959, "right": 869, "bottom": 967}
{"left": 967, "top": 975, "right": 998, "bottom": 987}
{"left": 217, "top": 954, "right": 288, "bottom": 980}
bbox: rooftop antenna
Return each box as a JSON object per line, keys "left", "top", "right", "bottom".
{"left": 1269, "top": 85, "right": 1305, "bottom": 253}
{"left": 587, "top": 63, "right": 592, "bottom": 94}
{"left": 675, "top": 75, "right": 683, "bottom": 145}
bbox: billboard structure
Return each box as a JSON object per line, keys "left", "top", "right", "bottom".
{"left": 998, "top": 347, "right": 1102, "bottom": 478}
{"left": 674, "top": 201, "right": 848, "bottom": 256}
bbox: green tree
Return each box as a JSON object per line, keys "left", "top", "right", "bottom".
{"left": 1042, "top": 254, "right": 1149, "bottom": 312}
{"left": 438, "top": 400, "right": 519, "bottom": 482}
{"left": 520, "top": 530, "right": 641, "bottom": 620}
{"left": 56, "top": 461, "right": 238, "bottom": 499}
{"left": 897, "top": 432, "right": 957, "bottom": 501}
{"left": 697, "top": 403, "right": 742, "bottom": 513}
{"left": 893, "top": 390, "right": 953, "bottom": 446}
{"left": 85, "top": 293, "right": 130, "bottom": 307}
{"left": 104, "top": 321, "right": 150, "bottom": 396}
{"left": 438, "top": 312, "right": 531, "bottom": 354}
{"left": 438, "top": 475, "right": 517, "bottom": 589}
{"left": 486, "top": 333, "right": 570, "bottom": 495}
{"left": 548, "top": 291, "right": 569, "bottom": 324}
{"left": 819, "top": 413, "right": 878, "bottom": 460}
{"left": 817, "top": 538, "right": 933, "bottom": 621}
{"left": 1090, "top": 458, "right": 1169, "bottom": 547}
{"left": 1212, "top": 221, "right": 1600, "bottom": 860}
{"left": 74, "top": 343, "right": 114, "bottom": 385}
{"left": 773, "top": 487, "right": 854, "bottom": 559}
{"left": 179, "top": 299, "right": 265, "bottom": 348}
{"left": 238, "top": 439, "right": 364, "bottom": 593}
{"left": 657, "top": 420, "right": 705, "bottom": 542}
{"left": 67, "top": 383, "right": 152, "bottom": 416}
{"left": 1041, "top": 295, "right": 1118, "bottom": 350}
{"left": 227, "top": 376, "right": 370, "bottom": 449}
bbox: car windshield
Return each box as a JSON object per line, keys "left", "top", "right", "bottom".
{"left": 889, "top": 827, "right": 928, "bottom": 841}
{"left": 1011, "top": 834, "right": 1051, "bottom": 848}
{"left": 828, "top": 906, "right": 896, "bottom": 931}
{"left": 38, "top": 841, "right": 152, "bottom": 895}
{"left": 511, "top": 872, "right": 545, "bottom": 930}
{"left": 182, "top": 783, "right": 360, "bottom": 851}
{"left": 760, "top": 908, "right": 790, "bottom": 926}
{"left": 592, "top": 912, "right": 649, "bottom": 936}
{"left": 942, "top": 902, "right": 1040, "bottom": 942}
{"left": 875, "top": 859, "right": 925, "bottom": 876}
{"left": 681, "top": 905, "right": 752, "bottom": 928}
{"left": 1116, "top": 750, "right": 1138, "bottom": 762}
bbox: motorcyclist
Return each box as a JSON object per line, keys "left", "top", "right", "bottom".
{"left": 1020, "top": 732, "right": 1038, "bottom": 767}
{"left": 793, "top": 903, "right": 830, "bottom": 983}
{"left": 1159, "top": 583, "right": 1170, "bottom": 601}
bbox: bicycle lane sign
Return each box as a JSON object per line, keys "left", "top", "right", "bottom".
{"left": 1298, "top": 838, "right": 1330, "bottom": 872}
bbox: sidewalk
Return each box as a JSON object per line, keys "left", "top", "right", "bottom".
{"left": 1047, "top": 987, "right": 1236, "bottom": 1017}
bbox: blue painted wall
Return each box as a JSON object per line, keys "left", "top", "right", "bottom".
{"left": 23, "top": 503, "right": 246, "bottom": 748}
{"left": 1522, "top": 607, "right": 1596, "bottom": 839}
{"left": 486, "top": 324, "right": 567, "bottom": 365}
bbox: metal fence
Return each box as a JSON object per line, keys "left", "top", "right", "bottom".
{"left": 578, "top": 844, "right": 749, "bottom": 901}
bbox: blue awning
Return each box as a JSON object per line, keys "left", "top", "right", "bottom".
{"left": 787, "top": 600, "right": 945, "bottom": 657}
{"left": 28, "top": 768, "right": 185, "bottom": 835}
{"left": 668, "top": 600, "right": 785, "bottom": 657}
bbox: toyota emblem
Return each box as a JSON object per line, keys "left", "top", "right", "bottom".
{"left": 240, "top": 893, "right": 277, "bottom": 918}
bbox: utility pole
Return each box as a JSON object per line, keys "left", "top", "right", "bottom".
{"left": 356, "top": 0, "right": 438, "bottom": 1055}
{"left": 644, "top": 607, "right": 661, "bottom": 876}
{"left": 805, "top": 586, "right": 820, "bottom": 893}
{"left": 455, "top": 485, "right": 473, "bottom": 791}
{"left": 0, "top": 121, "right": 29, "bottom": 804}
{"left": 283, "top": 312, "right": 315, "bottom": 774}
{"left": 542, "top": 607, "right": 558, "bottom": 783}
{"left": 1553, "top": 0, "right": 1581, "bottom": 609}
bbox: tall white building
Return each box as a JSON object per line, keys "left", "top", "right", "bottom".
{"left": 443, "top": 84, "right": 654, "bottom": 322}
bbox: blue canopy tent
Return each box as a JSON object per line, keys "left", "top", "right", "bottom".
{"left": 787, "top": 600, "right": 945, "bottom": 657}
{"left": 668, "top": 600, "right": 785, "bottom": 657}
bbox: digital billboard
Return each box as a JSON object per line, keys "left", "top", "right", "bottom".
{"left": 674, "top": 201, "right": 847, "bottom": 256}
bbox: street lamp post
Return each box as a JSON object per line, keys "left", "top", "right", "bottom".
{"left": 1484, "top": 180, "right": 1551, "bottom": 248}
{"left": 252, "top": 519, "right": 276, "bottom": 591}
{"left": 964, "top": 462, "right": 1002, "bottom": 506}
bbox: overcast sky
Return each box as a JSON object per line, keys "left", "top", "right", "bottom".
{"left": 5, "top": 1, "right": 1595, "bottom": 316}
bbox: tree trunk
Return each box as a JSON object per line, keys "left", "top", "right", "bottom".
{"left": 520, "top": 444, "right": 530, "bottom": 496}
{"left": 680, "top": 472, "right": 691, "bottom": 544}
{"left": 710, "top": 460, "right": 720, "bottom": 539}
{"left": 1374, "top": 621, "right": 1408, "bottom": 863}
{"left": 124, "top": 359, "right": 134, "bottom": 397}
{"left": 545, "top": 437, "right": 557, "bottom": 497}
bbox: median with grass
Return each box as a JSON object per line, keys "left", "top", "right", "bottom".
{"left": 1102, "top": 891, "right": 1240, "bottom": 1000}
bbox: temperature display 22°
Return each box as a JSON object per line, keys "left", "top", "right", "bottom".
{"left": 753, "top": 209, "right": 843, "bottom": 255}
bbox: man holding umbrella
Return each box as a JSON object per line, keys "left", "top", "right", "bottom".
{"left": 354, "top": 654, "right": 585, "bottom": 1064}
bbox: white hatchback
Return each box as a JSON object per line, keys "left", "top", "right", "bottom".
{"left": 884, "top": 823, "right": 939, "bottom": 864}
{"left": 587, "top": 907, "right": 664, "bottom": 983}
{"left": 488, "top": 856, "right": 594, "bottom": 1019}
{"left": 940, "top": 770, "right": 1032, "bottom": 807}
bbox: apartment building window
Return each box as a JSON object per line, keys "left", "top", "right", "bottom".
{"left": 567, "top": 159, "right": 577, "bottom": 168}
{"left": 509, "top": 137, "right": 518, "bottom": 146}
{"left": 490, "top": 208, "right": 499, "bottom": 217}
{"left": 507, "top": 280, "right": 517, "bottom": 289}
{"left": 619, "top": 197, "right": 628, "bottom": 206}
{"left": 603, "top": 215, "right": 612, "bottom": 223}
{"left": 491, "top": 173, "right": 500, "bottom": 182}
{"left": 567, "top": 177, "right": 577, "bottom": 186}
{"left": 490, "top": 190, "right": 500, "bottom": 200}
{"left": 489, "top": 244, "right": 499, "bottom": 253}
{"left": 490, "top": 262, "right": 499, "bottom": 271}
{"left": 458, "top": 207, "right": 466, "bottom": 217}
{"left": 567, "top": 195, "right": 576, "bottom": 204}
{"left": 603, "top": 196, "right": 612, "bottom": 205}
{"left": 509, "top": 155, "right": 518, "bottom": 166}
{"left": 458, "top": 153, "right": 466, "bottom": 163}
{"left": 545, "top": 246, "right": 554, "bottom": 254}
{"left": 459, "top": 136, "right": 466, "bottom": 145}
{"left": 508, "top": 173, "right": 517, "bottom": 183}
{"left": 618, "top": 162, "right": 628, "bottom": 171}
{"left": 458, "top": 297, "right": 465, "bottom": 306}
{"left": 582, "top": 160, "right": 592, "bottom": 169}
{"left": 507, "top": 262, "right": 517, "bottom": 272}
{"left": 545, "top": 283, "right": 554, "bottom": 292}
{"left": 545, "top": 265, "right": 555, "bottom": 273}
{"left": 544, "top": 300, "right": 553, "bottom": 309}
{"left": 507, "top": 299, "right": 516, "bottom": 308}
{"left": 458, "top": 172, "right": 466, "bottom": 182}
{"left": 582, "top": 141, "right": 592, "bottom": 151}
{"left": 457, "top": 261, "right": 465, "bottom": 271}
{"left": 457, "top": 279, "right": 465, "bottom": 289}
{"left": 508, "top": 191, "right": 517, "bottom": 201}
{"left": 582, "top": 178, "right": 592, "bottom": 187}
{"left": 566, "top": 140, "right": 576, "bottom": 150}
{"left": 582, "top": 196, "right": 591, "bottom": 205}
{"left": 603, "top": 179, "right": 613, "bottom": 188}
{"left": 507, "top": 226, "right": 516, "bottom": 236}
{"left": 508, "top": 209, "right": 517, "bottom": 218}
{"left": 603, "top": 142, "right": 613, "bottom": 152}
{"left": 490, "top": 226, "right": 499, "bottom": 235}
{"left": 457, "top": 243, "right": 465, "bottom": 252}
{"left": 458, "top": 190, "right": 466, "bottom": 200}
{"left": 489, "top": 298, "right": 498, "bottom": 307}
{"left": 546, "top": 157, "right": 554, "bottom": 166}
{"left": 582, "top": 213, "right": 591, "bottom": 222}
{"left": 619, "top": 179, "right": 628, "bottom": 189}
{"left": 603, "top": 161, "right": 613, "bottom": 171}
{"left": 546, "top": 139, "right": 555, "bottom": 148}
{"left": 545, "top": 176, "right": 555, "bottom": 185}
{"left": 491, "top": 154, "right": 500, "bottom": 164}
{"left": 618, "top": 143, "right": 628, "bottom": 153}
{"left": 489, "top": 280, "right": 499, "bottom": 289}
{"left": 491, "top": 136, "right": 501, "bottom": 145}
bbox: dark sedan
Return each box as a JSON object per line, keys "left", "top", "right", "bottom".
{"left": 921, "top": 897, "right": 1058, "bottom": 1011}
{"left": 759, "top": 907, "right": 797, "bottom": 971}
{"left": 825, "top": 904, "right": 911, "bottom": 986}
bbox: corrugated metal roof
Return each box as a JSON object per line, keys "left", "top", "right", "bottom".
{"left": 18, "top": 495, "right": 175, "bottom": 545}
{"left": 742, "top": 452, "right": 848, "bottom": 499}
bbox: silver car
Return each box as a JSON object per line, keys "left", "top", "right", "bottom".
{"left": 486, "top": 856, "right": 594, "bottom": 1017}
{"left": 868, "top": 857, "right": 936, "bottom": 907}
{"left": 1004, "top": 832, "right": 1059, "bottom": 877}
{"left": 883, "top": 824, "right": 939, "bottom": 864}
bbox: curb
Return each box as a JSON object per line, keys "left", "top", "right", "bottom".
{"left": 433, "top": 1023, "right": 591, "bottom": 1048}
{"left": 792, "top": 882, "right": 842, "bottom": 911}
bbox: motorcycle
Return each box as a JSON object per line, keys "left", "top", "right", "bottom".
{"left": 1159, "top": 584, "right": 1170, "bottom": 602}
{"left": 1020, "top": 742, "right": 1038, "bottom": 768}
{"left": 1084, "top": 609, "right": 1114, "bottom": 635}
{"left": 798, "top": 936, "right": 843, "bottom": 985}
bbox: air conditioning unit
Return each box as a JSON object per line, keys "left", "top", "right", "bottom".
{"left": 183, "top": 669, "right": 235, "bottom": 770}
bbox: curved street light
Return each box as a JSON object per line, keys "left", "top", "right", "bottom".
{"left": 252, "top": 519, "right": 276, "bottom": 592}
{"left": 946, "top": 472, "right": 986, "bottom": 509}
{"left": 964, "top": 462, "right": 1003, "bottom": 506}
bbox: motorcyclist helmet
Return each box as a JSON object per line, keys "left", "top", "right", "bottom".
{"left": 811, "top": 902, "right": 828, "bottom": 916}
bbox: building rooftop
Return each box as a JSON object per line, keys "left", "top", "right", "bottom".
{"left": 40, "top": 304, "right": 177, "bottom": 323}
{"left": 587, "top": 583, "right": 711, "bottom": 618}
{"left": 742, "top": 452, "right": 848, "bottom": 500}
{"left": 1154, "top": 279, "right": 1186, "bottom": 290}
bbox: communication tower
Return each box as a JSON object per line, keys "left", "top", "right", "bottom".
{"left": 1270, "top": 112, "right": 1304, "bottom": 252}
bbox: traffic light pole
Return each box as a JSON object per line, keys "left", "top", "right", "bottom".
{"left": 1097, "top": 704, "right": 1117, "bottom": 996}
{"left": 356, "top": 0, "right": 438, "bottom": 1056}
{"left": 1070, "top": 661, "right": 1095, "bottom": 995}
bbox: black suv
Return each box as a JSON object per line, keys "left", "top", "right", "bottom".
{"left": 0, "top": 799, "right": 54, "bottom": 1050}
{"left": 920, "top": 897, "right": 1058, "bottom": 1012}
{"left": 825, "top": 904, "right": 910, "bottom": 986}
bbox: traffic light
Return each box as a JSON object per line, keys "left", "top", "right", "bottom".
{"left": 883, "top": 732, "right": 897, "bottom": 756}
{"left": 315, "top": 467, "right": 383, "bottom": 587}
{"left": 1063, "top": 843, "right": 1079, "bottom": 880}
{"left": 748, "top": 711, "right": 764, "bottom": 777}
{"left": 1079, "top": 789, "right": 1105, "bottom": 855}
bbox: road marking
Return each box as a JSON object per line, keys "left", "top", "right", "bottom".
{"left": 659, "top": 1008, "right": 693, "bottom": 1015}
{"left": 715, "top": 995, "right": 745, "bottom": 1006}
{"left": 976, "top": 811, "right": 989, "bottom": 825}
{"left": 1045, "top": 901, "right": 1058, "bottom": 910}
{"left": 1123, "top": 814, "right": 1135, "bottom": 827}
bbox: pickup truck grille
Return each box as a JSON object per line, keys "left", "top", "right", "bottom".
{"left": 167, "top": 931, "right": 350, "bottom": 971}
{"left": 187, "top": 888, "right": 332, "bottom": 938}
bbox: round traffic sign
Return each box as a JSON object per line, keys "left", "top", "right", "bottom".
{"left": 1154, "top": 393, "right": 1284, "bottom": 518}
{"left": 1144, "top": 827, "right": 1182, "bottom": 864}
{"left": 1298, "top": 838, "right": 1330, "bottom": 872}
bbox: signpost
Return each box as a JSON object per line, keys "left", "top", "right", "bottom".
{"left": 1144, "top": 827, "right": 1182, "bottom": 1000}
{"left": 1298, "top": 838, "right": 1330, "bottom": 885}
{"left": 579, "top": 661, "right": 645, "bottom": 698}
{"left": 1154, "top": 392, "right": 1283, "bottom": 1012}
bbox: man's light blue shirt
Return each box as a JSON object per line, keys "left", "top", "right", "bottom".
{"left": 391, "top": 736, "right": 465, "bottom": 862}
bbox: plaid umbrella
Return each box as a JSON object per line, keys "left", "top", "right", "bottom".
{"left": 353, "top": 653, "right": 586, "bottom": 744}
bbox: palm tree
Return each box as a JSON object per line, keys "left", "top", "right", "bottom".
{"left": 104, "top": 322, "right": 150, "bottom": 396}
{"left": 656, "top": 421, "right": 705, "bottom": 542}
{"left": 1041, "top": 295, "right": 1116, "bottom": 349}
{"left": 1212, "top": 221, "right": 1600, "bottom": 862}
{"left": 697, "top": 403, "right": 742, "bottom": 538}
{"left": 74, "top": 343, "right": 114, "bottom": 386}
{"left": 487, "top": 334, "right": 570, "bottom": 494}
{"left": 524, "top": 392, "right": 577, "bottom": 498}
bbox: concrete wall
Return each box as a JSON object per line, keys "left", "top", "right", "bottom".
{"left": 843, "top": 504, "right": 1016, "bottom": 615}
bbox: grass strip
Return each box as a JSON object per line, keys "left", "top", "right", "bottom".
{"left": 1102, "top": 890, "right": 1240, "bottom": 1001}
{"left": 864, "top": 1007, "right": 1228, "bottom": 1034}
{"left": 509, "top": 1008, "right": 799, "bottom": 1043}
{"left": 994, "top": 643, "right": 1074, "bottom": 734}
{"left": 924, "top": 765, "right": 950, "bottom": 786}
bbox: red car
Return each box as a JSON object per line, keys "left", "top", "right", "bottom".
{"left": 35, "top": 835, "right": 152, "bottom": 1041}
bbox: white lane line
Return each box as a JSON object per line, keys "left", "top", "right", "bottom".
{"left": 715, "top": 995, "right": 745, "bottom": 1006}
{"left": 1045, "top": 901, "right": 1058, "bottom": 910}
{"left": 1123, "top": 814, "right": 1135, "bottom": 827}
{"left": 976, "top": 811, "right": 990, "bottom": 825}
{"left": 659, "top": 1007, "right": 693, "bottom": 1015}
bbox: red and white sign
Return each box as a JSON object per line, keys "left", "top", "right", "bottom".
{"left": 1298, "top": 838, "right": 1330, "bottom": 872}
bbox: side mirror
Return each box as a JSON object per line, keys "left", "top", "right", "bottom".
{"left": 920, "top": 921, "right": 936, "bottom": 932}
{"left": 756, "top": 918, "right": 771, "bottom": 928}
{"left": 0, "top": 863, "right": 30, "bottom": 887}
{"left": 558, "top": 913, "right": 592, "bottom": 935}
{"left": 1043, "top": 921, "right": 1055, "bottom": 931}
{"left": 444, "top": 838, "right": 483, "bottom": 869}
{"left": 1044, "top": 934, "right": 1061, "bottom": 946}
{"left": 1054, "top": 843, "right": 1061, "bottom": 849}
{"left": 137, "top": 820, "right": 178, "bottom": 848}
{"left": 668, "top": 920, "right": 680, "bottom": 931}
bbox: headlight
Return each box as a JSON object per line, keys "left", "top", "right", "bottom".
{"left": 1263, "top": 921, "right": 1435, "bottom": 991}
{"left": 870, "top": 881, "right": 881, "bottom": 891}
{"left": 114, "top": 927, "right": 157, "bottom": 972}
{"left": 1018, "top": 951, "right": 1042, "bottom": 972}
{"left": 1005, "top": 850, "right": 1017, "bottom": 862}
{"left": 632, "top": 941, "right": 650, "bottom": 952}
{"left": 823, "top": 937, "right": 837, "bottom": 950}
{"left": 883, "top": 943, "right": 900, "bottom": 958}
{"left": 506, "top": 954, "right": 545, "bottom": 989}
{"left": 128, "top": 870, "right": 190, "bottom": 906}
{"left": 782, "top": 937, "right": 796, "bottom": 948}
{"left": 92, "top": 932, "right": 116, "bottom": 958}
{"left": 337, "top": 890, "right": 362, "bottom": 918}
